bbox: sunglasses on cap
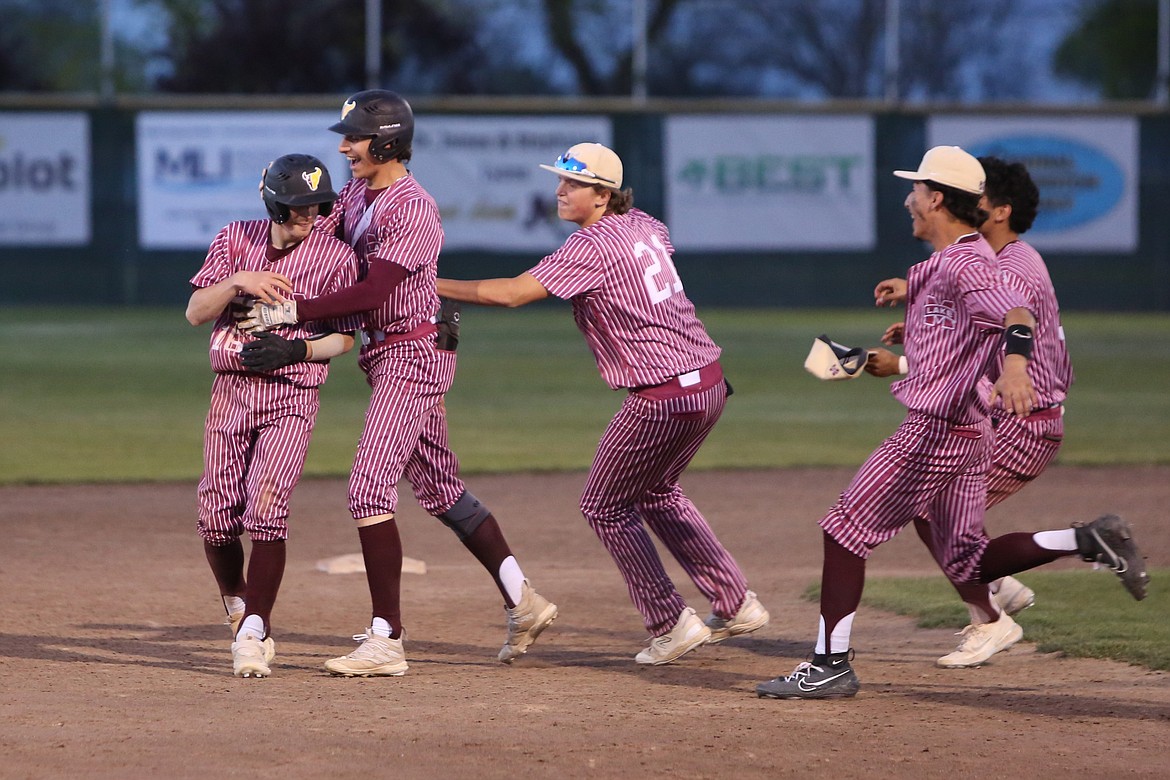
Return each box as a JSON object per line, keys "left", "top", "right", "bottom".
{"left": 553, "top": 154, "right": 618, "bottom": 185}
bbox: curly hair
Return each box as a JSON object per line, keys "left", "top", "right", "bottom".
{"left": 978, "top": 156, "right": 1039, "bottom": 234}
{"left": 600, "top": 185, "right": 635, "bottom": 215}
{"left": 925, "top": 181, "right": 988, "bottom": 229}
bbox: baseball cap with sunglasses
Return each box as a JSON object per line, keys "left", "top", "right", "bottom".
{"left": 539, "top": 143, "right": 623, "bottom": 189}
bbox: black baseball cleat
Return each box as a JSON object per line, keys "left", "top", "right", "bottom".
{"left": 756, "top": 650, "right": 860, "bottom": 700}
{"left": 1074, "top": 514, "right": 1150, "bottom": 600}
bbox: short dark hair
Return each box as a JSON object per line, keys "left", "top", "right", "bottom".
{"left": 978, "top": 156, "right": 1039, "bottom": 234}
{"left": 924, "top": 181, "right": 988, "bottom": 229}
{"left": 601, "top": 185, "right": 635, "bottom": 215}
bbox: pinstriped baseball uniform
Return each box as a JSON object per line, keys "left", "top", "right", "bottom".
{"left": 191, "top": 220, "right": 361, "bottom": 544}
{"left": 983, "top": 238, "right": 1074, "bottom": 506}
{"left": 820, "top": 232, "right": 1029, "bottom": 583}
{"left": 529, "top": 208, "right": 750, "bottom": 636}
{"left": 317, "top": 175, "right": 464, "bottom": 520}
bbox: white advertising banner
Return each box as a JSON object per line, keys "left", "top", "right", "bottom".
{"left": 408, "top": 116, "right": 610, "bottom": 251}
{"left": 927, "top": 116, "right": 1138, "bottom": 252}
{"left": 136, "top": 111, "right": 343, "bottom": 249}
{"left": 665, "top": 115, "right": 875, "bottom": 250}
{"left": 0, "top": 113, "right": 90, "bottom": 246}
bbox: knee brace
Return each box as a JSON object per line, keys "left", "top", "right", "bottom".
{"left": 437, "top": 490, "right": 491, "bottom": 541}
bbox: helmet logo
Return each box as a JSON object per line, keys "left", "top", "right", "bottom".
{"left": 340, "top": 99, "right": 356, "bottom": 120}
{"left": 302, "top": 167, "right": 323, "bottom": 191}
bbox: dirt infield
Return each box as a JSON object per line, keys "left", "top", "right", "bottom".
{"left": 1, "top": 466, "right": 1167, "bottom": 779}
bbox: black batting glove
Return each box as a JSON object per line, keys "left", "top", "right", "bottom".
{"left": 240, "top": 332, "right": 308, "bottom": 372}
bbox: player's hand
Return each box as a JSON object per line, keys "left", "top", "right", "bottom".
{"left": 989, "top": 355, "right": 1038, "bottom": 416}
{"left": 865, "top": 348, "right": 902, "bottom": 377}
{"left": 874, "top": 278, "right": 907, "bottom": 308}
{"left": 236, "top": 300, "right": 299, "bottom": 333}
{"left": 881, "top": 321, "right": 905, "bottom": 346}
{"left": 240, "top": 332, "right": 308, "bottom": 371}
{"left": 230, "top": 271, "right": 292, "bottom": 305}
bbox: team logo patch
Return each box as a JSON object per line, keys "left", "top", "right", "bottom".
{"left": 340, "top": 99, "right": 356, "bottom": 119}
{"left": 302, "top": 167, "right": 323, "bottom": 191}
{"left": 922, "top": 295, "right": 957, "bottom": 330}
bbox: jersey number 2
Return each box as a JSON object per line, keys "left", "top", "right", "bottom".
{"left": 637, "top": 235, "right": 683, "bottom": 304}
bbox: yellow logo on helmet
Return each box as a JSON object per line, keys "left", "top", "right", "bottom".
{"left": 340, "top": 99, "right": 356, "bottom": 120}
{"left": 302, "top": 167, "right": 323, "bottom": 191}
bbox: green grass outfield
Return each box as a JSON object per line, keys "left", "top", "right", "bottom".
{"left": 1, "top": 306, "right": 1168, "bottom": 484}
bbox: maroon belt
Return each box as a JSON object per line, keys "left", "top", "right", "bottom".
{"left": 360, "top": 321, "right": 437, "bottom": 348}
{"left": 632, "top": 361, "right": 724, "bottom": 400}
{"left": 1027, "top": 404, "right": 1064, "bottom": 421}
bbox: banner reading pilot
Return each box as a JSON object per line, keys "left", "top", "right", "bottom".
{"left": 0, "top": 113, "right": 90, "bottom": 246}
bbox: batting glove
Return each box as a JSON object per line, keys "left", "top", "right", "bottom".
{"left": 236, "top": 299, "right": 298, "bottom": 332}
{"left": 240, "top": 332, "right": 308, "bottom": 372}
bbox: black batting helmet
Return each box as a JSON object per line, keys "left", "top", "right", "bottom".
{"left": 329, "top": 89, "right": 414, "bottom": 163}
{"left": 261, "top": 154, "right": 337, "bottom": 224}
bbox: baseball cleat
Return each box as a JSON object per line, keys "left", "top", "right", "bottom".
{"left": 324, "top": 630, "right": 408, "bottom": 677}
{"left": 936, "top": 611, "right": 1023, "bottom": 668}
{"left": 756, "top": 650, "right": 859, "bottom": 700}
{"left": 1074, "top": 514, "right": 1150, "bottom": 600}
{"left": 499, "top": 581, "right": 558, "bottom": 664}
{"left": 704, "top": 590, "right": 770, "bottom": 644}
{"left": 635, "top": 607, "right": 711, "bottom": 665}
{"left": 231, "top": 634, "right": 275, "bottom": 678}
{"left": 991, "top": 576, "right": 1035, "bottom": 616}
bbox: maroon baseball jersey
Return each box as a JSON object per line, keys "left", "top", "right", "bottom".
{"left": 892, "top": 232, "right": 1029, "bottom": 424}
{"left": 316, "top": 175, "right": 443, "bottom": 337}
{"left": 985, "top": 238, "right": 1074, "bottom": 409}
{"left": 191, "top": 220, "right": 362, "bottom": 386}
{"left": 528, "top": 208, "right": 721, "bottom": 390}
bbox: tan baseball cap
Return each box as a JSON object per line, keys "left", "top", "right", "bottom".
{"left": 893, "top": 145, "right": 985, "bottom": 195}
{"left": 539, "top": 143, "right": 623, "bottom": 189}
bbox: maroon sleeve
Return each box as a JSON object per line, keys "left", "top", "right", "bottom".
{"left": 296, "top": 259, "right": 409, "bottom": 322}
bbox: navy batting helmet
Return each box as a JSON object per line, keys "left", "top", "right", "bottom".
{"left": 261, "top": 154, "right": 337, "bottom": 224}
{"left": 329, "top": 89, "right": 414, "bottom": 163}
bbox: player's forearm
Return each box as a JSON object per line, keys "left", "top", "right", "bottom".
{"left": 186, "top": 282, "right": 235, "bottom": 326}
{"left": 297, "top": 260, "right": 409, "bottom": 322}
{"left": 437, "top": 274, "right": 548, "bottom": 308}
{"left": 305, "top": 332, "right": 355, "bottom": 362}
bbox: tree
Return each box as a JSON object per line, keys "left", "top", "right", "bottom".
{"left": 1054, "top": 0, "right": 1158, "bottom": 99}
{"left": 142, "top": 0, "right": 484, "bottom": 94}
{"left": 0, "top": 0, "right": 100, "bottom": 91}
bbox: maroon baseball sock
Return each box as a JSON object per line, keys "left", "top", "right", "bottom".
{"left": 461, "top": 515, "right": 517, "bottom": 606}
{"left": 912, "top": 518, "right": 998, "bottom": 621}
{"left": 820, "top": 532, "right": 865, "bottom": 653}
{"left": 204, "top": 539, "right": 247, "bottom": 596}
{"left": 243, "top": 540, "right": 286, "bottom": 636}
{"left": 979, "top": 532, "right": 1067, "bottom": 582}
{"left": 359, "top": 520, "right": 404, "bottom": 638}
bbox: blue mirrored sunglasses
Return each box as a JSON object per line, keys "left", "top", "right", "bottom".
{"left": 553, "top": 154, "right": 616, "bottom": 185}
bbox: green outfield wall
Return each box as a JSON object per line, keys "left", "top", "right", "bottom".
{"left": 1, "top": 97, "right": 1167, "bottom": 310}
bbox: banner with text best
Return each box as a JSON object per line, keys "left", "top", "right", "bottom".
{"left": 664, "top": 115, "right": 875, "bottom": 251}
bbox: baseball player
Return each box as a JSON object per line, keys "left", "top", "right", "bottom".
{"left": 867, "top": 156, "right": 1076, "bottom": 666}
{"left": 756, "top": 146, "right": 1148, "bottom": 700}
{"left": 238, "top": 90, "right": 557, "bottom": 675}
{"left": 435, "top": 143, "right": 769, "bottom": 665}
{"left": 187, "top": 154, "right": 362, "bottom": 678}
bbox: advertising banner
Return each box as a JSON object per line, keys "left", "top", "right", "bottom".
{"left": 664, "top": 115, "right": 875, "bottom": 251}
{"left": 137, "top": 112, "right": 609, "bottom": 252}
{"left": 0, "top": 113, "right": 90, "bottom": 246}
{"left": 408, "top": 116, "right": 610, "bottom": 251}
{"left": 928, "top": 116, "right": 1138, "bottom": 251}
{"left": 136, "top": 111, "right": 343, "bottom": 249}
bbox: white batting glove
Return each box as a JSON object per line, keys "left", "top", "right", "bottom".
{"left": 236, "top": 300, "right": 298, "bottom": 332}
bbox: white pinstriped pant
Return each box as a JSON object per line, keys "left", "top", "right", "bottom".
{"left": 348, "top": 338, "right": 465, "bottom": 520}
{"left": 820, "top": 410, "right": 994, "bottom": 583}
{"left": 197, "top": 373, "right": 319, "bottom": 544}
{"left": 986, "top": 408, "right": 1064, "bottom": 508}
{"left": 580, "top": 381, "right": 748, "bottom": 636}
